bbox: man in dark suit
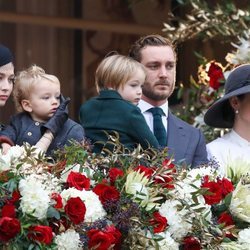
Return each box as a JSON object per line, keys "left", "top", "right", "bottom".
{"left": 129, "top": 34, "right": 208, "bottom": 168}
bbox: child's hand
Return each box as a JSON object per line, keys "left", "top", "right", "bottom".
{"left": 1, "top": 143, "right": 12, "bottom": 154}
{"left": 41, "top": 95, "right": 71, "bottom": 136}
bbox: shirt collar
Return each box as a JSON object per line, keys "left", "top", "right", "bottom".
{"left": 138, "top": 99, "right": 168, "bottom": 117}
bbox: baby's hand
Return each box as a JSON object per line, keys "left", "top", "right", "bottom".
{"left": 1, "top": 143, "right": 12, "bottom": 154}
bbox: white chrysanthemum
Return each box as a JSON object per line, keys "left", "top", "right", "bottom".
{"left": 230, "top": 181, "right": 250, "bottom": 223}
{"left": 186, "top": 166, "right": 218, "bottom": 185}
{"left": 172, "top": 180, "right": 212, "bottom": 221}
{"left": 19, "top": 175, "right": 50, "bottom": 219}
{"left": 238, "top": 227, "right": 250, "bottom": 248}
{"left": 147, "top": 231, "right": 179, "bottom": 250}
{"left": 55, "top": 229, "right": 82, "bottom": 250}
{"left": 60, "top": 188, "right": 106, "bottom": 222}
{"left": 159, "top": 200, "right": 192, "bottom": 240}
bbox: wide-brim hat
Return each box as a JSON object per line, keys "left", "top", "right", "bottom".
{"left": 0, "top": 44, "right": 13, "bottom": 67}
{"left": 204, "top": 64, "right": 250, "bottom": 128}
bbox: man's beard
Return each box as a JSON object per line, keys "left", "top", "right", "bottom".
{"left": 142, "top": 81, "right": 174, "bottom": 101}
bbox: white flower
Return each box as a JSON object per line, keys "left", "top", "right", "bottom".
{"left": 230, "top": 180, "right": 250, "bottom": 223}
{"left": 19, "top": 175, "right": 50, "bottom": 219}
{"left": 145, "top": 230, "right": 179, "bottom": 250}
{"left": 0, "top": 145, "right": 25, "bottom": 171}
{"left": 60, "top": 188, "right": 106, "bottom": 222}
{"left": 226, "top": 32, "right": 250, "bottom": 65}
{"left": 159, "top": 200, "right": 192, "bottom": 240}
{"left": 55, "top": 229, "right": 82, "bottom": 250}
{"left": 226, "top": 158, "right": 250, "bottom": 182}
{"left": 238, "top": 227, "right": 250, "bottom": 248}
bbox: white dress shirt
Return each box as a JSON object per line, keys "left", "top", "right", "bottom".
{"left": 138, "top": 99, "right": 168, "bottom": 133}
{"left": 207, "top": 130, "right": 250, "bottom": 175}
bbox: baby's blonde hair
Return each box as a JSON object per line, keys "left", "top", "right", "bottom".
{"left": 95, "top": 54, "right": 146, "bottom": 92}
{"left": 13, "top": 65, "right": 60, "bottom": 112}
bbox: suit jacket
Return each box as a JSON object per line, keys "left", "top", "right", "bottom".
{"left": 0, "top": 112, "right": 85, "bottom": 156}
{"left": 79, "top": 90, "right": 159, "bottom": 152}
{"left": 167, "top": 111, "right": 208, "bottom": 167}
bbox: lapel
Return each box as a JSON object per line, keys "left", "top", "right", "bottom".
{"left": 166, "top": 111, "right": 189, "bottom": 161}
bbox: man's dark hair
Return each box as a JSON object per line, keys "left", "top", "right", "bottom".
{"left": 128, "top": 34, "right": 176, "bottom": 62}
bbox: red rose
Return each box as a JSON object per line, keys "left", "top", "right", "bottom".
{"left": 10, "top": 190, "right": 21, "bottom": 204}
{"left": 135, "top": 165, "right": 154, "bottom": 178}
{"left": 207, "top": 62, "right": 224, "bottom": 90}
{"left": 28, "top": 225, "right": 53, "bottom": 245}
{"left": 0, "top": 217, "right": 21, "bottom": 242}
{"left": 51, "top": 193, "right": 63, "bottom": 209}
{"left": 149, "top": 212, "right": 168, "bottom": 233}
{"left": 219, "top": 178, "right": 234, "bottom": 198}
{"left": 218, "top": 212, "right": 234, "bottom": 227}
{"left": 109, "top": 168, "right": 124, "bottom": 185}
{"left": 183, "top": 236, "right": 201, "bottom": 250}
{"left": 1, "top": 204, "right": 16, "bottom": 218}
{"left": 67, "top": 171, "right": 90, "bottom": 190}
{"left": 88, "top": 229, "right": 115, "bottom": 250}
{"left": 201, "top": 176, "right": 223, "bottom": 205}
{"left": 93, "top": 183, "right": 120, "bottom": 204}
{"left": 105, "top": 225, "right": 122, "bottom": 248}
{"left": 65, "top": 197, "right": 86, "bottom": 224}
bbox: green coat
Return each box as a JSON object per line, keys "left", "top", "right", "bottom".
{"left": 79, "top": 90, "right": 159, "bottom": 152}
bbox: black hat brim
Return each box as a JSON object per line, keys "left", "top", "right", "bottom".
{"left": 204, "top": 85, "right": 250, "bottom": 128}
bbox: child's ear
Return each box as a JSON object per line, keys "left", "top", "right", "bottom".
{"left": 21, "top": 99, "right": 32, "bottom": 112}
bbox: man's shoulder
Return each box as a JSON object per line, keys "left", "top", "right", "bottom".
{"left": 169, "top": 112, "right": 200, "bottom": 133}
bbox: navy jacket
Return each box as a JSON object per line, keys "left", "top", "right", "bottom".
{"left": 0, "top": 112, "right": 85, "bottom": 156}
{"left": 79, "top": 90, "right": 159, "bottom": 152}
{"left": 167, "top": 112, "right": 208, "bottom": 167}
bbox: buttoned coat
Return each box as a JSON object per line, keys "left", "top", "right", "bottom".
{"left": 0, "top": 112, "right": 85, "bottom": 156}
{"left": 167, "top": 112, "right": 207, "bottom": 167}
{"left": 79, "top": 90, "right": 159, "bottom": 152}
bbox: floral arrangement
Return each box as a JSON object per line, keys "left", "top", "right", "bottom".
{"left": 176, "top": 31, "right": 250, "bottom": 142}
{"left": 1, "top": 141, "right": 250, "bottom": 250}
{"left": 163, "top": 0, "right": 250, "bottom": 44}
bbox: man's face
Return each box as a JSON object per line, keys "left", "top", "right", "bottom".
{"left": 140, "top": 46, "right": 176, "bottom": 105}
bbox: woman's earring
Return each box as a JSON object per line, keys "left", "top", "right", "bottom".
{"left": 235, "top": 110, "right": 239, "bottom": 114}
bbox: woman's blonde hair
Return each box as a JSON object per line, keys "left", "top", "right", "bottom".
{"left": 13, "top": 65, "right": 60, "bottom": 112}
{"left": 95, "top": 54, "right": 146, "bottom": 92}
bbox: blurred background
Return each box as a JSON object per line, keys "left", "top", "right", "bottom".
{"left": 0, "top": 0, "right": 246, "bottom": 123}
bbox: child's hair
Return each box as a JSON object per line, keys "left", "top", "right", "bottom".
{"left": 13, "top": 65, "right": 60, "bottom": 112}
{"left": 95, "top": 53, "right": 146, "bottom": 92}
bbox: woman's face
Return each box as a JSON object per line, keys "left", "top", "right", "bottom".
{"left": 0, "top": 62, "right": 14, "bottom": 107}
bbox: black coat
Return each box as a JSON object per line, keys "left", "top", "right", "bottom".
{"left": 0, "top": 112, "right": 85, "bottom": 156}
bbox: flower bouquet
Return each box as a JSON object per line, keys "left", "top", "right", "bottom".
{"left": 0, "top": 141, "right": 250, "bottom": 249}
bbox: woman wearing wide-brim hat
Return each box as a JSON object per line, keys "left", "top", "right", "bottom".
{"left": 204, "top": 64, "right": 250, "bottom": 175}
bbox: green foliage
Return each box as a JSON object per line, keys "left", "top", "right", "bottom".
{"left": 163, "top": 0, "right": 250, "bottom": 44}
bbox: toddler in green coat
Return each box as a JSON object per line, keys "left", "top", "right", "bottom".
{"left": 79, "top": 53, "right": 159, "bottom": 153}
